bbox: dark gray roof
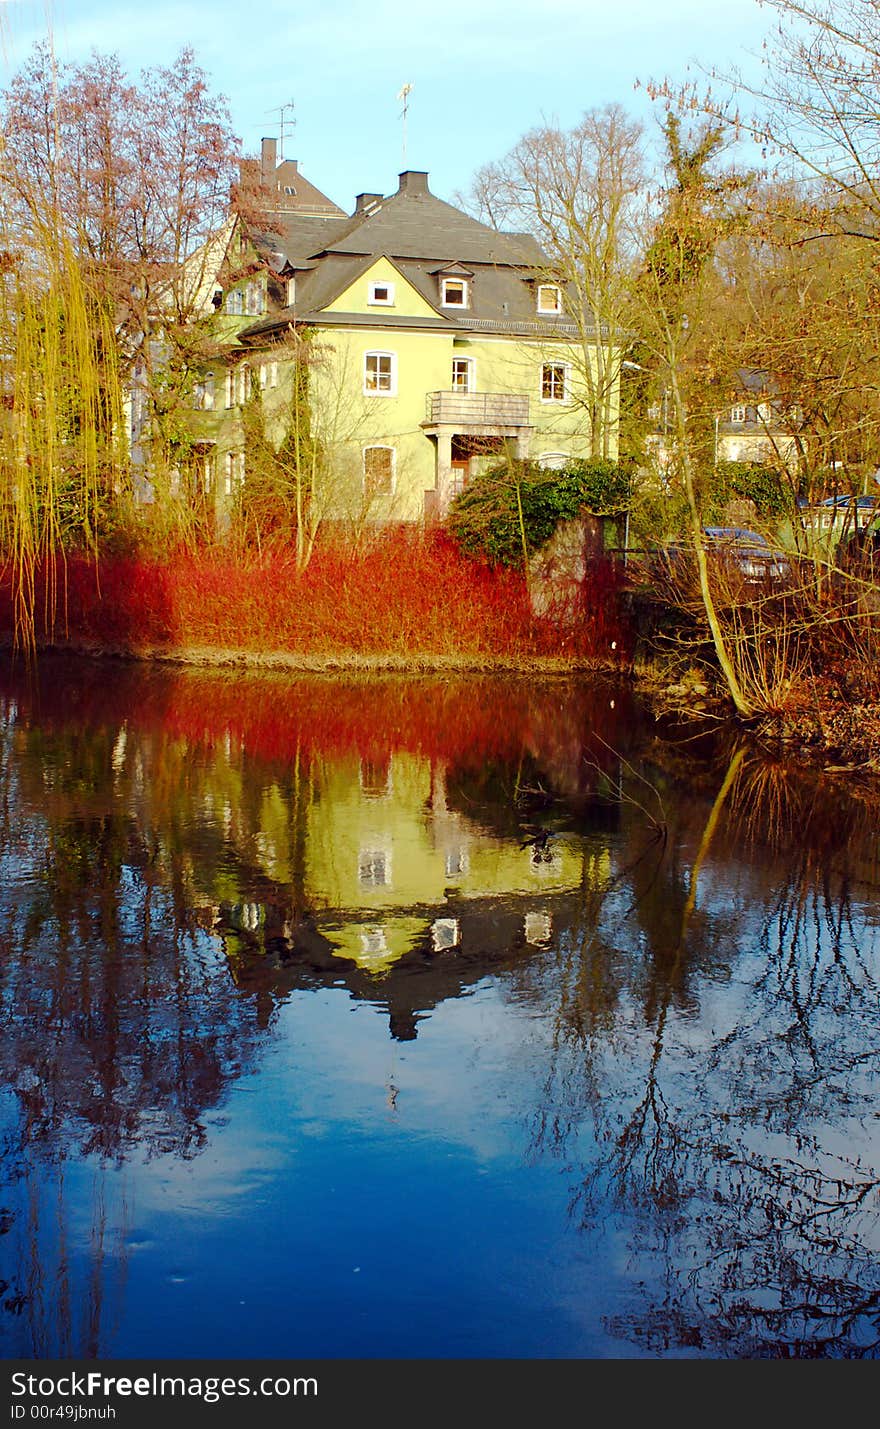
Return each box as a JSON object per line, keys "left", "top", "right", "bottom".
{"left": 238, "top": 174, "right": 588, "bottom": 345}
{"left": 311, "top": 183, "right": 545, "bottom": 267}
{"left": 251, "top": 212, "right": 352, "bottom": 269}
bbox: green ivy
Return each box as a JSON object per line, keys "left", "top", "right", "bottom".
{"left": 446, "top": 458, "right": 633, "bottom": 568}
{"left": 709, "top": 460, "right": 794, "bottom": 517}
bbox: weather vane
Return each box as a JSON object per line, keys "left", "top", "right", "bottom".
{"left": 396, "top": 83, "right": 413, "bottom": 166}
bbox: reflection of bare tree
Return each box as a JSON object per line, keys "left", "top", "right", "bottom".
{"left": 530, "top": 739, "right": 880, "bottom": 1356}
{"left": 0, "top": 707, "right": 285, "bottom": 1356}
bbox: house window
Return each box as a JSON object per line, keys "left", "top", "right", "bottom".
{"left": 224, "top": 450, "right": 245, "bottom": 495}
{"left": 359, "top": 755, "right": 392, "bottom": 797}
{"left": 225, "top": 365, "right": 249, "bottom": 407}
{"left": 360, "top": 926, "right": 388, "bottom": 957}
{"left": 451, "top": 357, "right": 474, "bottom": 393}
{"left": 537, "top": 284, "right": 562, "bottom": 314}
{"left": 245, "top": 280, "right": 264, "bottom": 316}
{"left": 259, "top": 361, "right": 278, "bottom": 391}
{"left": 756, "top": 401, "right": 772, "bottom": 422}
{"left": 541, "top": 363, "right": 567, "bottom": 402}
{"left": 441, "top": 278, "right": 468, "bottom": 308}
{"left": 202, "top": 454, "right": 214, "bottom": 493}
{"left": 286, "top": 276, "right": 296, "bottom": 306}
{"left": 194, "top": 374, "right": 214, "bottom": 411}
{"left": 364, "top": 351, "right": 397, "bottom": 395}
{"left": 444, "top": 847, "right": 469, "bottom": 877}
{"left": 731, "top": 404, "right": 747, "bottom": 423}
{"left": 368, "top": 280, "right": 395, "bottom": 306}
{"left": 363, "top": 445, "right": 396, "bottom": 497}
{"left": 431, "top": 918, "right": 460, "bottom": 952}
{"left": 358, "top": 848, "right": 390, "bottom": 886}
{"left": 225, "top": 289, "right": 244, "bottom": 316}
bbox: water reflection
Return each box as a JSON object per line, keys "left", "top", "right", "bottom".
{"left": 0, "top": 657, "right": 878, "bottom": 1358}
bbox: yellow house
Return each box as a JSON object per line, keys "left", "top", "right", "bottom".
{"left": 210, "top": 166, "right": 616, "bottom": 521}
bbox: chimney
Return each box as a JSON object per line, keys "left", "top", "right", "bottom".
{"left": 261, "top": 137, "right": 277, "bottom": 186}
{"left": 354, "top": 192, "right": 383, "bottom": 216}
{"left": 397, "top": 170, "right": 429, "bottom": 196}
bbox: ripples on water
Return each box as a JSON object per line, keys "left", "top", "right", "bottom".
{"left": 0, "top": 656, "right": 878, "bottom": 1359}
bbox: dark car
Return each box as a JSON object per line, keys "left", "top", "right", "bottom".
{"left": 659, "top": 527, "right": 791, "bottom": 591}
{"left": 702, "top": 527, "right": 791, "bottom": 584}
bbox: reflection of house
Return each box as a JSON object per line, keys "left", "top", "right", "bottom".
{"left": 211, "top": 748, "right": 611, "bottom": 976}
{"left": 178, "top": 145, "right": 609, "bottom": 522}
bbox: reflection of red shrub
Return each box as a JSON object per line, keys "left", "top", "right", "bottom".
{"left": 0, "top": 530, "right": 633, "bottom": 664}
{"left": 1, "top": 660, "right": 637, "bottom": 782}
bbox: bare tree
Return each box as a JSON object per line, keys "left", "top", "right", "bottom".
{"left": 458, "top": 105, "right": 648, "bottom": 459}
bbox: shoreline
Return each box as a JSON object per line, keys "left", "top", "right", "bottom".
{"left": 0, "top": 635, "right": 630, "bottom": 678}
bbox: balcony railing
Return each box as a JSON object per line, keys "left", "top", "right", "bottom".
{"left": 425, "top": 391, "right": 530, "bottom": 426}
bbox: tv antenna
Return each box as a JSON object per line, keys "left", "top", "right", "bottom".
{"left": 396, "top": 83, "right": 413, "bottom": 166}
{"left": 266, "top": 98, "right": 296, "bottom": 160}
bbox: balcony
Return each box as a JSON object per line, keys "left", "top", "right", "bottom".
{"left": 424, "top": 391, "right": 530, "bottom": 428}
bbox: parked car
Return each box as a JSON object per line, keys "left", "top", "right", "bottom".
{"left": 661, "top": 528, "right": 791, "bottom": 589}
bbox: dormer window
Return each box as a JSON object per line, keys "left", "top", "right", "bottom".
{"left": 369, "top": 280, "right": 395, "bottom": 306}
{"left": 731, "top": 404, "right": 747, "bottom": 423}
{"left": 286, "top": 276, "right": 296, "bottom": 306}
{"left": 245, "top": 280, "right": 264, "bottom": 316}
{"left": 537, "top": 284, "right": 562, "bottom": 314}
{"left": 225, "top": 289, "right": 244, "bottom": 316}
{"left": 441, "top": 278, "right": 468, "bottom": 308}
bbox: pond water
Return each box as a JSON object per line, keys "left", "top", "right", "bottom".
{"left": 0, "top": 655, "right": 878, "bottom": 1360}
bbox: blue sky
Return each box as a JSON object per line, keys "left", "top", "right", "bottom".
{"left": 1, "top": 0, "right": 772, "bottom": 210}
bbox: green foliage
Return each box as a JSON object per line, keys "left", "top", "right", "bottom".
{"left": 710, "top": 460, "right": 794, "bottom": 518}
{"left": 446, "top": 458, "right": 633, "bottom": 568}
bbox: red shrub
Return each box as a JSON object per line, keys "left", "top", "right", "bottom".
{"left": 0, "top": 530, "right": 634, "bottom": 666}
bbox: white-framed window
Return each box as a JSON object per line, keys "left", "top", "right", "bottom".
{"left": 537, "top": 283, "right": 562, "bottom": 314}
{"left": 202, "top": 454, "right": 214, "bottom": 493}
{"left": 364, "top": 350, "right": 397, "bottom": 396}
{"left": 224, "top": 450, "right": 245, "bottom": 495}
{"left": 524, "top": 911, "right": 552, "bottom": 945}
{"left": 451, "top": 357, "right": 474, "bottom": 393}
{"left": 731, "top": 404, "right": 747, "bottom": 423}
{"left": 245, "top": 280, "right": 264, "bottom": 316}
{"left": 225, "top": 364, "right": 249, "bottom": 408}
{"left": 538, "top": 452, "right": 568, "bottom": 470}
{"left": 441, "top": 278, "right": 468, "bottom": 308}
{"left": 225, "top": 289, "right": 244, "bottom": 316}
{"left": 194, "top": 374, "right": 214, "bottom": 411}
{"left": 363, "top": 444, "right": 396, "bottom": 497}
{"left": 431, "top": 918, "right": 460, "bottom": 952}
{"left": 358, "top": 848, "right": 391, "bottom": 886}
{"left": 444, "top": 847, "right": 469, "bottom": 877}
{"left": 541, "top": 362, "right": 568, "bottom": 402}
{"left": 286, "top": 276, "right": 296, "bottom": 306}
{"left": 359, "top": 755, "right": 393, "bottom": 797}
{"left": 756, "top": 401, "right": 772, "bottom": 422}
{"left": 360, "top": 926, "right": 388, "bottom": 957}
{"left": 259, "top": 360, "right": 279, "bottom": 392}
{"left": 368, "top": 279, "right": 395, "bottom": 306}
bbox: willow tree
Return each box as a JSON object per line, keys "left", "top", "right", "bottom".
{"left": 0, "top": 40, "right": 247, "bottom": 643}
